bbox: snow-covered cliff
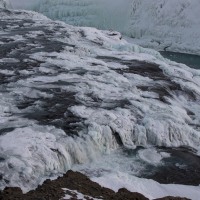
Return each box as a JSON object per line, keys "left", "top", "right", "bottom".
{"left": 128, "top": 0, "right": 200, "bottom": 55}
{"left": 0, "top": 0, "right": 11, "bottom": 8}
{"left": 9, "top": 0, "right": 200, "bottom": 55}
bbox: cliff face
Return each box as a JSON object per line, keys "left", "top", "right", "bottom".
{"left": 128, "top": 0, "right": 200, "bottom": 55}
{"left": 0, "top": 0, "right": 11, "bottom": 8}
{"left": 10, "top": 0, "right": 200, "bottom": 55}
{"left": 0, "top": 6, "right": 200, "bottom": 200}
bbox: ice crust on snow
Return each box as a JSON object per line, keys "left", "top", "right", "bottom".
{"left": 0, "top": 8, "right": 200, "bottom": 199}
{"left": 10, "top": 0, "right": 200, "bottom": 55}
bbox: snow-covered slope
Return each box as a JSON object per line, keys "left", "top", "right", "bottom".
{"left": 92, "top": 172, "right": 200, "bottom": 200}
{"left": 0, "top": 8, "right": 200, "bottom": 199}
{"left": 128, "top": 0, "right": 200, "bottom": 55}
{"left": 9, "top": 0, "right": 200, "bottom": 55}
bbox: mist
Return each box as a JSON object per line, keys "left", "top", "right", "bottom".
{"left": 9, "top": 0, "right": 40, "bottom": 9}
{"left": 9, "top": 0, "right": 132, "bottom": 34}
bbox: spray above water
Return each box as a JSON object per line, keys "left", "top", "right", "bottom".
{"left": 9, "top": 0, "right": 200, "bottom": 55}
{"left": 10, "top": 0, "right": 132, "bottom": 34}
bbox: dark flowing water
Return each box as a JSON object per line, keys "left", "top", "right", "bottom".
{"left": 160, "top": 51, "right": 200, "bottom": 69}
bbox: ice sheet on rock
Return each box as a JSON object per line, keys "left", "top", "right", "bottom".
{"left": 1, "top": 8, "right": 200, "bottom": 193}
{"left": 0, "top": 125, "right": 118, "bottom": 192}
{"left": 0, "top": 0, "right": 11, "bottom": 9}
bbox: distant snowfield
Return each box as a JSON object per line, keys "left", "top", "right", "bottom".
{"left": 1, "top": 6, "right": 200, "bottom": 200}
{"left": 9, "top": 0, "right": 200, "bottom": 55}
{"left": 127, "top": 0, "right": 200, "bottom": 55}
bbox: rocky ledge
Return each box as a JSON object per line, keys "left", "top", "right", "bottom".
{"left": 0, "top": 171, "right": 190, "bottom": 200}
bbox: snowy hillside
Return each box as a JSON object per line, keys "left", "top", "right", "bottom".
{"left": 10, "top": 0, "right": 200, "bottom": 55}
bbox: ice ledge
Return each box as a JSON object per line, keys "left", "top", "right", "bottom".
{"left": 0, "top": 0, "right": 11, "bottom": 9}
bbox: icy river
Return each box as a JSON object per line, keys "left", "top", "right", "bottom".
{"left": 1, "top": 2, "right": 200, "bottom": 199}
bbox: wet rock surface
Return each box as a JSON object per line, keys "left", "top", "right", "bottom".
{"left": 0, "top": 171, "right": 190, "bottom": 200}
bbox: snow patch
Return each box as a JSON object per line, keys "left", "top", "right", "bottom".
{"left": 92, "top": 172, "right": 200, "bottom": 200}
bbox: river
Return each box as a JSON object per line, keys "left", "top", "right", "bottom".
{"left": 160, "top": 51, "right": 200, "bottom": 70}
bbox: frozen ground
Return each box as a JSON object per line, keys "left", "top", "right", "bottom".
{"left": 9, "top": 0, "right": 200, "bottom": 55}
{"left": 0, "top": 8, "right": 200, "bottom": 199}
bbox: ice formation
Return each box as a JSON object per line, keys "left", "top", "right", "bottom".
{"left": 0, "top": 7, "right": 200, "bottom": 199}
{"left": 9, "top": 0, "right": 200, "bottom": 55}
{"left": 0, "top": 0, "right": 11, "bottom": 8}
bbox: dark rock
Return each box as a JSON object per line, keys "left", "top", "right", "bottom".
{"left": 0, "top": 171, "right": 191, "bottom": 200}
{"left": 155, "top": 197, "right": 190, "bottom": 200}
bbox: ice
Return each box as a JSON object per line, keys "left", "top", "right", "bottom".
{"left": 1, "top": 8, "right": 200, "bottom": 197}
{"left": 0, "top": 0, "right": 11, "bottom": 8}
{"left": 137, "top": 148, "right": 170, "bottom": 166}
{"left": 9, "top": 0, "right": 200, "bottom": 55}
{"left": 0, "top": 124, "right": 117, "bottom": 191}
{"left": 63, "top": 189, "right": 102, "bottom": 200}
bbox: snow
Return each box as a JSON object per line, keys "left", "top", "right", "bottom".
{"left": 0, "top": 0, "right": 11, "bottom": 8}
{"left": 0, "top": 8, "right": 200, "bottom": 199}
{"left": 127, "top": 0, "right": 200, "bottom": 55}
{"left": 63, "top": 189, "right": 102, "bottom": 200}
{"left": 92, "top": 172, "right": 200, "bottom": 200}
{"left": 9, "top": 0, "right": 200, "bottom": 55}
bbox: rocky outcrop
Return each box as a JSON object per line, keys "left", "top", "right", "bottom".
{"left": 0, "top": 171, "right": 190, "bottom": 200}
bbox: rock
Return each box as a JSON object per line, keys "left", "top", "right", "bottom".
{"left": 0, "top": 171, "right": 191, "bottom": 200}
{"left": 155, "top": 197, "right": 190, "bottom": 200}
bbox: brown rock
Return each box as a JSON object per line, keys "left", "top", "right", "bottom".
{"left": 155, "top": 197, "right": 190, "bottom": 200}
{"left": 0, "top": 171, "right": 191, "bottom": 200}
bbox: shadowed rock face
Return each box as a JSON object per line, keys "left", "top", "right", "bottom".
{"left": 0, "top": 171, "right": 189, "bottom": 200}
